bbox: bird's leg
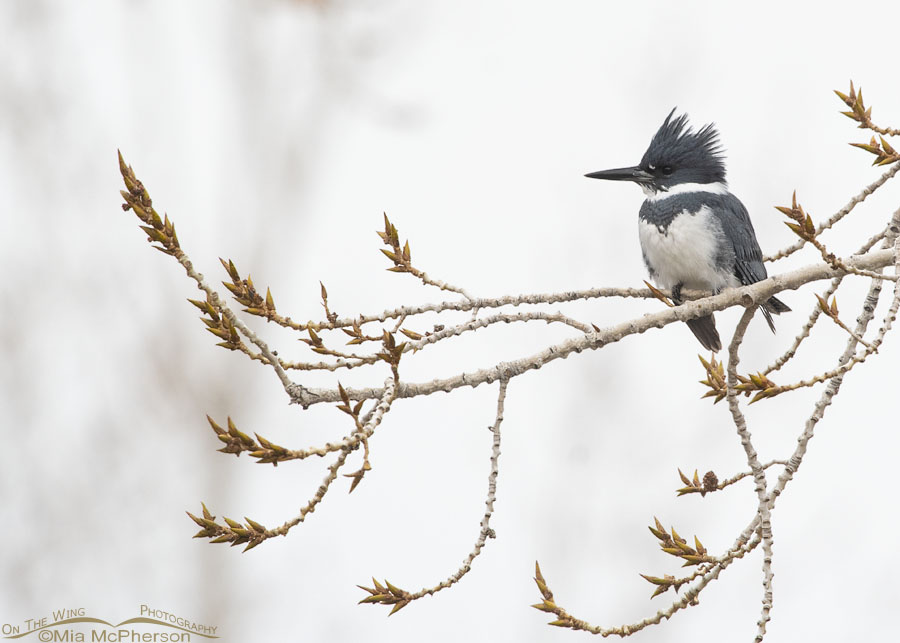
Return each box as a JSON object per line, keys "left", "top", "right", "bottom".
{"left": 671, "top": 283, "right": 684, "bottom": 305}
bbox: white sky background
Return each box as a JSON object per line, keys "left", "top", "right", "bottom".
{"left": 2, "top": 1, "right": 899, "bottom": 641}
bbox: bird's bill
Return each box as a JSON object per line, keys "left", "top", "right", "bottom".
{"left": 584, "top": 166, "right": 653, "bottom": 183}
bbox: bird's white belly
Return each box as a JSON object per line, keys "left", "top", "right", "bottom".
{"left": 638, "top": 206, "right": 735, "bottom": 292}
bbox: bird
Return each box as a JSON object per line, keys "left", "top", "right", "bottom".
{"left": 585, "top": 109, "right": 790, "bottom": 352}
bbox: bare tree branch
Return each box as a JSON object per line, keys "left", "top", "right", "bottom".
{"left": 290, "top": 248, "right": 895, "bottom": 408}
{"left": 116, "top": 83, "right": 900, "bottom": 639}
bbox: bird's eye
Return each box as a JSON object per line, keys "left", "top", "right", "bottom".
{"left": 661, "top": 165, "right": 674, "bottom": 175}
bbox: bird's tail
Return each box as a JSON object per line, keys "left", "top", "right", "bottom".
{"left": 760, "top": 296, "right": 791, "bottom": 333}
{"left": 687, "top": 314, "right": 722, "bottom": 352}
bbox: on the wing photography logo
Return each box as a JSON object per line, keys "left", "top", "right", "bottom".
{"left": 2, "top": 605, "right": 218, "bottom": 641}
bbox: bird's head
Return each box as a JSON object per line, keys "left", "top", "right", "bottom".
{"left": 586, "top": 109, "right": 726, "bottom": 195}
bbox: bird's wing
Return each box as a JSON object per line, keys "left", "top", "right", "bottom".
{"left": 715, "top": 193, "right": 767, "bottom": 286}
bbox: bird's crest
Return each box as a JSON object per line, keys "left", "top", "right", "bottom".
{"left": 642, "top": 108, "right": 726, "bottom": 183}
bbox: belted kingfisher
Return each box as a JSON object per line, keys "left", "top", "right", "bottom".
{"left": 585, "top": 109, "right": 790, "bottom": 352}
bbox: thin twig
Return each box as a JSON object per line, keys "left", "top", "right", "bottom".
{"left": 761, "top": 274, "right": 843, "bottom": 376}
{"left": 177, "top": 255, "right": 294, "bottom": 393}
{"left": 725, "top": 308, "right": 775, "bottom": 642}
{"left": 765, "top": 163, "right": 900, "bottom": 261}
{"left": 716, "top": 460, "right": 789, "bottom": 491}
{"left": 530, "top": 530, "right": 763, "bottom": 636}
{"left": 762, "top": 210, "right": 898, "bottom": 375}
{"left": 322, "top": 287, "right": 653, "bottom": 330}
{"left": 253, "top": 309, "right": 592, "bottom": 374}
{"left": 270, "top": 377, "right": 397, "bottom": 539}
{"left": 406, "top": 378, "right": 509, "bottom": 601}
{"left": 416, "top": 269, "right": 475, "bottom": 301}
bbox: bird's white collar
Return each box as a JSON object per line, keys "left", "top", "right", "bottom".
{"left": 643, "top": 182, "right": 729, "bottom": 202}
